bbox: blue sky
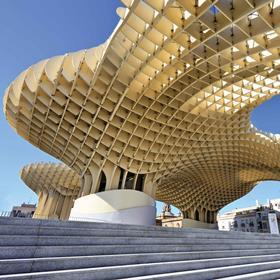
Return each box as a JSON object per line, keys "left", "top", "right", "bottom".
{"left": 0, "top": 1, "right": 280, "bottom": 215}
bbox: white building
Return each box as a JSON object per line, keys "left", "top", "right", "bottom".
{"left": 270, "top": 199, "right": 280, "bottom": 211}
{"left": 218, "top": 199, "right": 280, "bottom": 234}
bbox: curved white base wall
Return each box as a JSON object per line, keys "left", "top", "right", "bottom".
{"left": 182, "top": 218, "right": 218, "bottom": 229}
{"left": 69, "top": 189, "right": 156, "bottom": 226}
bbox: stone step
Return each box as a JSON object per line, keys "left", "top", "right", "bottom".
{"left": 116, "top": 261, "right": 280, "bottom": 280}
{"left": 216, "top": 268, "right": 280, "bottom": 279}
{"left": 0, "top": 217, "right": 277, "bottom": 239}
{"left": 1, "top": 252, "right": 280, "bottom": 275}
{"left": 0, "top": 217, "right": 179, "bottom": 232}
{"left": 1, "top": 244, "right": 280, "bottom": 260}
{"left": 2, "top": 234, "right": 280, "bottom": 247}
{"left": 1, "top": 259, "right": 280, "bottom": 280}
{"left": 2, "top": 250, "right": 280, "bottom": 275}
{"left": 0, "top": 218, "right": 279, "bottom": 279}
{"left": 1, "top": 225, "right": 279, "bottom": 241}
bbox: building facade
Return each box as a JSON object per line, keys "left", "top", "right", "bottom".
{"left": 156, "top": 204, "right": 183, "bottom": 228}
{"left": 10, "top": 203, "right": 36, "bottom": 218}
{"left": 160, "top": 216, "right": 183, "bottom": 228}
{"left": 218, "top": 200, "right": 280, "bottom": 233}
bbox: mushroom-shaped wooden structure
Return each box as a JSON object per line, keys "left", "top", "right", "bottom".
{"left": 4, "top": 0, "right": 280, "bottom": 227}
{"left": 21, "top": 163, "right": 80, "bottom": 219}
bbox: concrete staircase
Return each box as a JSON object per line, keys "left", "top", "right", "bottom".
{"left": 0, "top": 217, "right": 280, "bottom": 279}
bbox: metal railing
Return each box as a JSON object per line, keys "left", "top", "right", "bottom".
{"left": 0, "top": 211, "right": 11, "bottom": 217}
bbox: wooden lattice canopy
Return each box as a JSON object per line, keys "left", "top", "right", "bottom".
{"left": 4, "top": 0, "right": 280, "bottom": 222}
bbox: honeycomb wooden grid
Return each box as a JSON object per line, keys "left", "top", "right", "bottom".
{"left": 4, "top": 0, "right": 280, "bottom": 222}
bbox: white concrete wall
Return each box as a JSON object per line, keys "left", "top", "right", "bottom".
{"left": 182, "top": 218, "right": 218, "bottom": 230}
{"left": 69, "top": 189, "right": 156, "bottom": 225}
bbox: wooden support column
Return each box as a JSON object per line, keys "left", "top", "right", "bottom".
{"left": 48, "top": 191, "right": 60, "bottom": 219}
{"left": 81, "top": 173, "right": 92, "bottom": 196}
{"left": 55, "top": 194, "right": 65, "bottom": 219}
{"left": 103, "top": 162, "right": 121, "bottom": 191}
{"left": 33, "top": 190, "right": 48, "bottom": 219}
{"left": 60, "top": 196, "right": 73, "bottom": 220}
{"left": 40, "top": 190, "right": 55, "bottom": 219}
{"left": 89, "top": 164, "right": 102, "bottom": 194}
{"left": 142, "top": 174, "right": 156, "bottom": 199}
